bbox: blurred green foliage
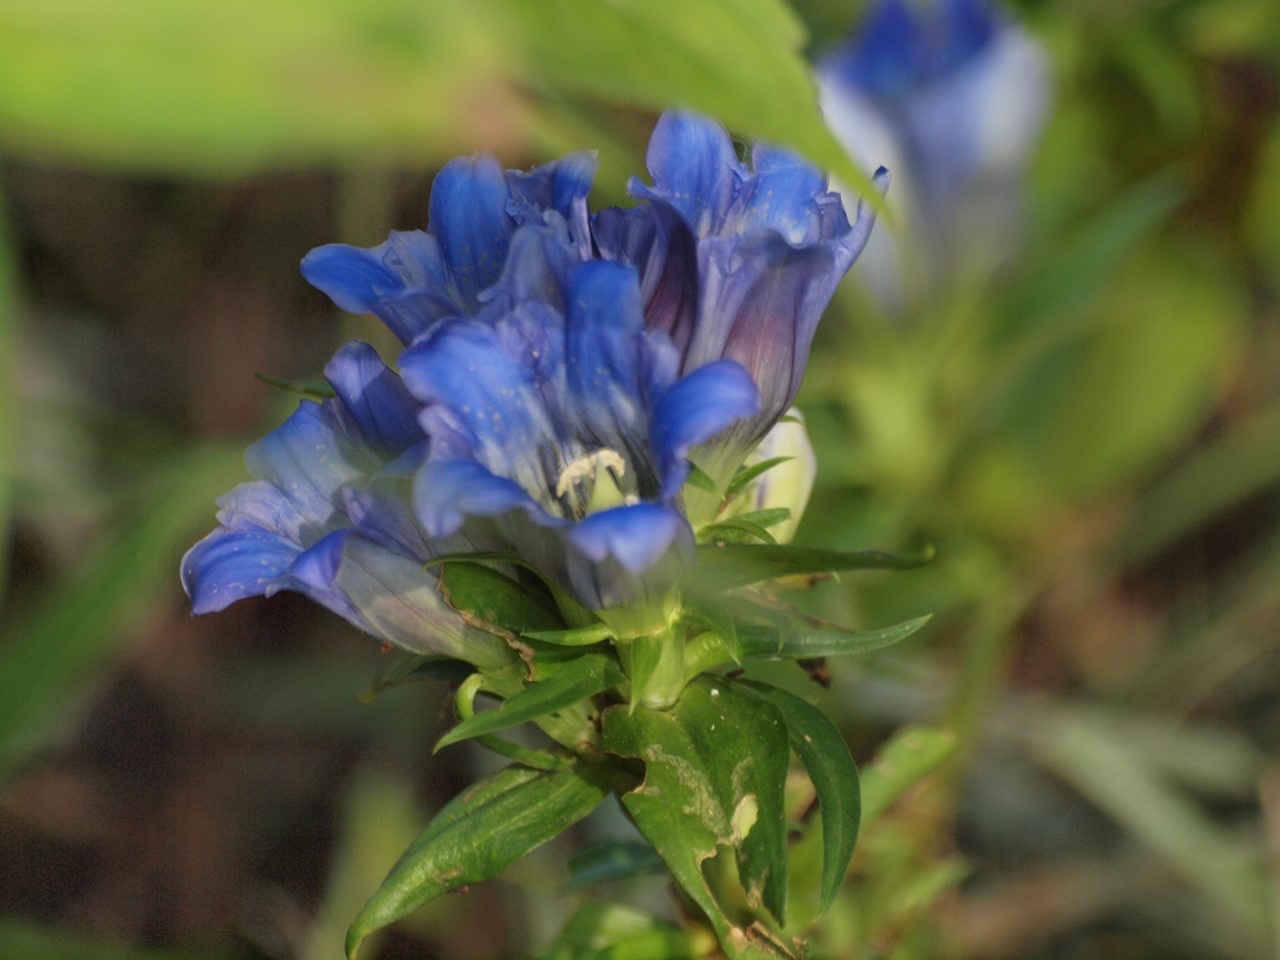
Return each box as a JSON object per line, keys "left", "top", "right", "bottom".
{"left": 0, "top": 0, "right": 1278, "bottom": 957}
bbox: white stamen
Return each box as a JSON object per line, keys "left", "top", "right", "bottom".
{"left": 555, "top": 449, "right": 627, "bottom": 498}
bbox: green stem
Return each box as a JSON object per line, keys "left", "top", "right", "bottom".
{"left": 622, "top": 626, "right": 686, "bottom": 710}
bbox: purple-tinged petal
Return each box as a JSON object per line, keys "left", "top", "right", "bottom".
{"left": 324, "top": 341, "right": 423, "bottom": 457}
{"left": 629, "top": 111, "right": 741, "bottom": 236}
{"left": 301, "top": 231, "right": 457, "bottom": 344}
{"left": 651, "top": 361, "right": 760, "bottom": 498}
{"left": 245, "top": 401, "right": 376, "bottom": 537}
{"left": 414, "top": 459, "right": 548, "bottom": 539}
{"left": 181, "top": 527, "right": 299, "bottom": 614}
{"left": 429, "top": 155, "right": 515, "bottom": 308}
{"left": 739, "top": 149, "right": 831, "bottom": 244}
{"left": 212, "top": 480, "right": 305, "bottom": 543}
{"left": 288, "top": 531, "right": 512, "bottom": 667}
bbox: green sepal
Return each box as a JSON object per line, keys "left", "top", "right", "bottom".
{"left": 689, "top": 543, "right": 933, "bottom": 593}
{"left": 725, "top": 456, "right": 793, "bottom": 499}
{"left": 601, "top": 681, "right": 794, "bottom": 953}
{"left": 359, "top": 654, "right": 473, "bottom": 701}
{"left": 346, "top": 763, "right": 617, "bottom": 960}
{"left": 435, "top": 652, "right": 623, "bottom": 750}
{"left": 737, "top": 681, "right": 860, "bottom": 915}
{"left": 254, "top": 371, "right": 336, "bottom": 400}
{"left": 681, "top": 600, "right": 742, "bottom": 664}
{"left": 564, "top": 841, "right": 666, "bottom": 890}
{"left": 685, "top": 462, "right": 721, "bottom": 495}
{"left": 437, "top": 561, "right": 563, "bottom": 636}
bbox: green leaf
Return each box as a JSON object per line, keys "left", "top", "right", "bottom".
{"left": 689, "top": 543, "right": 932, "bottom": 594}
{"left": 1115, "top": 399, "right": 1280, "bottom": 570}
{"left": 739, "top": 682, "right": 859, "bottom": 915}
{"left": 725, "top": 456, "right": 793, "bottom": 499}
{"left": 537, "top": 902, "right": 692, "bottom": 960}
{"left": 437, "top": 560, "right": 563, "bottom": 636}
{"left": 500, "top": 0, "right": 881, "bottom": 204}
{"left": 346, "top": 763, "right": 615, "bottom": 959}
{"left": 740, "top": 614, "right": 932, "bottom": 660}
{"left": 732, "top": 508, "right": 793, "bottom": 530}
{"left": 436, "top": 652, "right": 623, "bottom": 750}
{"left": 699, "top": 518, "right": 778, "bottom": 545}
{"left": 522, "top": 622, "right": 614, "bottom": 646}
{"left": 254, "top": 371, "right": 336, "bottom": 400}
{"left": 684, "top": 462, "right": 721, "bottom": 496}
{"left": 564, "top": 841, "right": 666, "bottom": 890}
{"left": 602, "top": 681, "right": 793, "bottom": 943}
{"left": 682, "top": 600, "right": 742, "bottom": 663}
{"left": 858, "top": 726, "right": 955, "bottom": 829}
{"left": 1033, "top": 709, "right": 1270, "bottom": 939}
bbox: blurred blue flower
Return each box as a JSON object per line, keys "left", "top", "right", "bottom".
{"left": 819, "top": 0, "right": 1051, "bottom": 299}
{"left": 184, "top": 110, "right": 876, "bottom": 651}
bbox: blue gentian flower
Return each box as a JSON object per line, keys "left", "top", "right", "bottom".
{"left": 184, "top": 110, "right": 877, "bottom": 655}
{"left": 819, "top": 0, "right": 1051, "bottom": 297}
{"left": 180, "top": 341, "right": 514, "bottom": 670}
{"left": 595, "top": 111, "right": 885, "bottom": 478}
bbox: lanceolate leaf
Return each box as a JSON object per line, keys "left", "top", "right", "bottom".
{"left": 435, "top": 652, "right": 623, "bottom": 749}
{"left": 859, "top": 726, "right": 955, "bottom": 829}
{"left": 739, "top": 682, "right": 859, "bottom": 914}
{"left": 689, "top": 543, "right": 932, "bottom": 593}
{"left": 726, "top": 456, "right": 793, "bottom": 499}
{"left": 346, "top": 763, "right": 615, "bottom": 959}
{"left": 740, "top": 615, "right": 933, "bottom": 660}
{"left": 601, "top": 683, "right": 795, "bottom": 957}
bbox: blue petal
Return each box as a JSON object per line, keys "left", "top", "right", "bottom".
{"left": 245, "top": 401, "right": 376, "bottom": 537}
{"left": 740, "top": 147, "right": 830, "bottom": 244}
{"left": 324, "top": 341, "right": 422, "bottom": 457}
{"left": 717, "top": 240, "right": 837, "bottom": 427}
{"left": 429, "top": 155, "right": 515, "bottom": 308}
{"left": 829, "top": 0, "right": 928, "bottom": 98}
{"left": 630, "top": 111, "right": 741, "bottom": 236}
{"left": 569, "top": 502, "right": 689, "bottom": 573}
{"left": 401, "top": 319, "right": 555, "bottom": 490}
{"left": 213, "top": 480, "right": 305, "bottom": 542}
{"left": 505, "top": 152, "right": 598, "bottom": 228}
{"left": 300, "top": 231, "right": 456, "bottom": 344}
{"left": 181, "top": 527, "right": 300, "bottom": 614}
{"left": 565, "top": 261, "right": 646, "bottom": 437}
{"left": 414, "top": 459, "right": 546, "bottom": 538}
{"left": 287, "top": 530, "right": 512, "bottom": 666}
{"left": 651, "top": 361, "right": 760, "bottom": 498}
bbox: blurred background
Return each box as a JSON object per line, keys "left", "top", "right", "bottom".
{"left": 1, "top": 0, "right": 1279, "bottom": 957}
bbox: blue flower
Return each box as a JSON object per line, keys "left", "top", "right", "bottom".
{"left": 299, "top": 152, "right": 598, "bottom": 344}
{"left": 595, "top": 111, "right": 884, "bottom": 468}
{"left": 401, "top": 254, "right": 759, "bottom": 629}
{"left": 819, "top": 0, "right": 1051, "bottom": 298}
{"left": 184, "top": 110, "right": 877, "bottom": 652}
{"left": 181, "top": 341, "right": 515, "bottom": 668}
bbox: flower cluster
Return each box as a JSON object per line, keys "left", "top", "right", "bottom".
{"left": 182, "top": 110, "right": 880, "bottom": 665}
{"left": 819, "top": 0, "right": 1051, "bottom": 299}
